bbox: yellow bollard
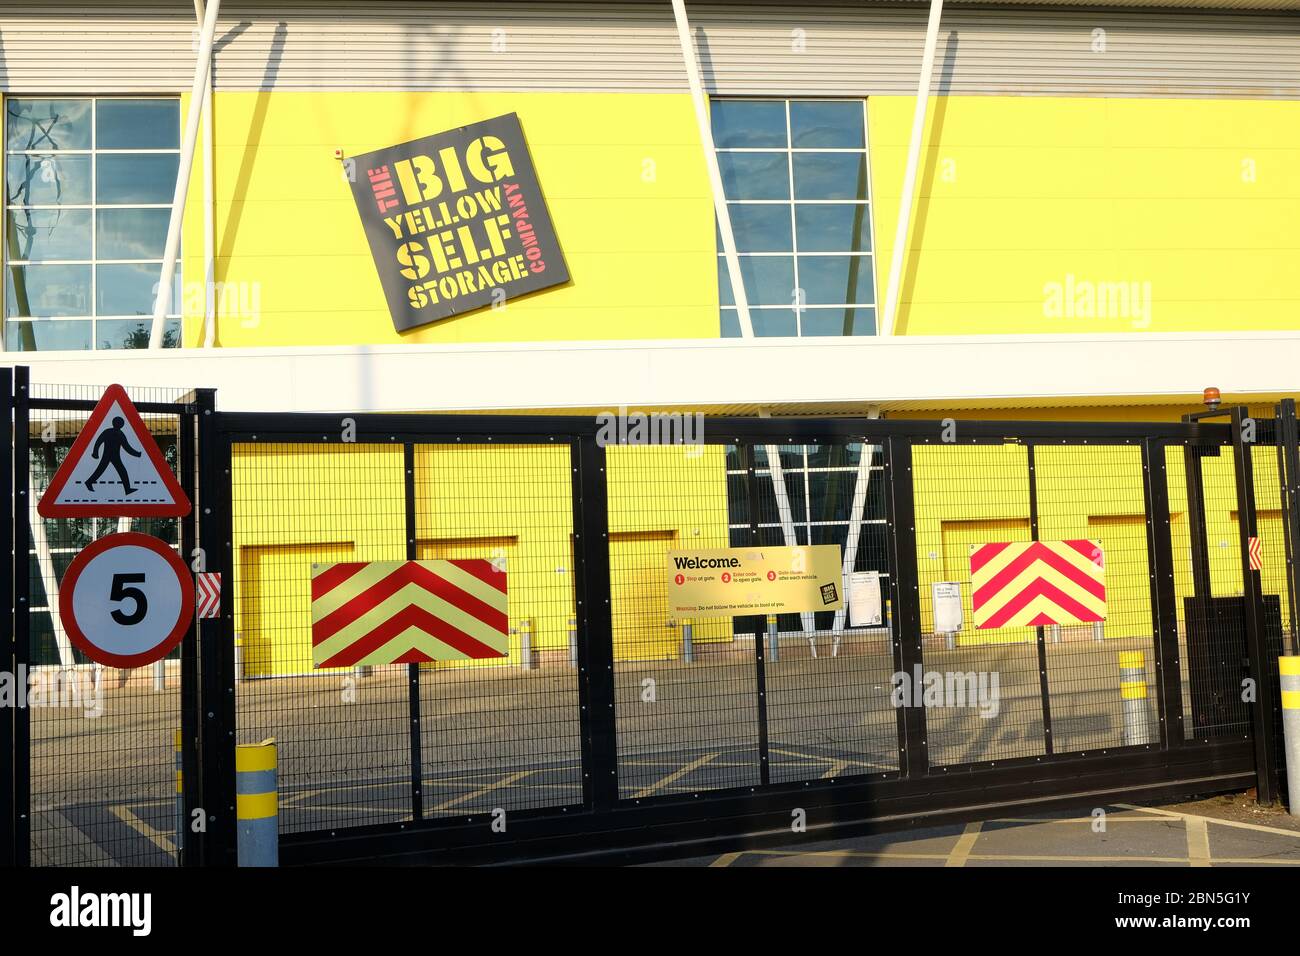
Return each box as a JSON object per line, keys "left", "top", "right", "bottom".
{"left": 236, "top": 738, "right": 278, "bottom": 867}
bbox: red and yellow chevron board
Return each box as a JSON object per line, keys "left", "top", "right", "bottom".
{"left": 970, "top": 540, "right": 1106, "bottom": 630}
{"left": 310, "top": 559, "right": 508, "bottom": 667}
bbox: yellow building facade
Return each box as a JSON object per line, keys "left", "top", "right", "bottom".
{"left": 5, "top": 3, "right": 1300, "bottom": 672}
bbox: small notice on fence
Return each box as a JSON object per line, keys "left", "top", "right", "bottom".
{"left": 667, "top": 545, "right": 843, "bottom": 618}
{"left": 849, "top": 571, "right": 882, "bottom": 627}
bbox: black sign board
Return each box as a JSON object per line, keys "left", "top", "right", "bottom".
{"left": 347, "top": 113, "right": 568, "bottom": 332}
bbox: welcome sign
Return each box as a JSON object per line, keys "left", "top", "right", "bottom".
{"left": 347, "top": 113, "right": 568, "bottom": 331}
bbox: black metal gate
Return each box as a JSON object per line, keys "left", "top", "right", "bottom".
{"left": 6, "top": 369, "right": 1297, "bottom": 866}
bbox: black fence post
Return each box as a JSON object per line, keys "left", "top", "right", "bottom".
{"left": 741, "top": 443, "right": 772, "bottom": 787}
{"left": 1143, "top": 439, "right": 1184, "bottom": 748}
{"left": 197, "top": 390, "right": 238, "bottom": 865}
{"left": 11, "top": 366, "right": 30, "bottom": 866}
{"left": 1277, "top": 399, "right": 1300, "bottom": 656}
{"left": 177, "top": 392, "right": 201, "bottom": 865}
{"left": 1179, "top": 425, "right": 1215, "bottom": 602}
{"left": 573, "top": 435, "right": 617, "bottom": 808}
{"left": 1231, "top": 406, "right": 1278, "bottom": 804}
{"left": 404, "top": 442, "right": 424, "bottom": 821}
{"left": 1026, "top": 443, "right": 1054, "bottom": 756}
{"left": 1, "top": 366, "right": 13, "bottom": 868}
{"left": 886, "top": 436, "right": 927, "bottom": 778}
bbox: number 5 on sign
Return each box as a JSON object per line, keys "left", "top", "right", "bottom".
{"left": 59, "top": 532, "right": 194, "bottom": 668}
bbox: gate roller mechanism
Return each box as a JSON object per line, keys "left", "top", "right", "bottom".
{"left": 58, "top": 532, "right": 195, "bottom": 669}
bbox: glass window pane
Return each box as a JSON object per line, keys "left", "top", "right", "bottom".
{"left": 96, "top": 207, "right": 169, "bottom": 259}
{"left": 96, "top": 261, "right": 181, "bottom": 316}
{"left": 757, "top": 476, "right": 806, "bottom": 523}
{"left": 809, "top": 471, "right": 855, "bottom": 522}
{"left": 793, "top": 153, "right": 868, "bottom": 200}
{"left": 807, "top": 443, "right": 869, "bottom": 469}
{"left": 5, "top": 154, "right": 92, "bottom": 206}
{"left": 718, "top": 152, "right": 789, "bottom": 201}
{"left": 717, "top": 204, "right": 792, "bottom": 253}
{"left": 6, "top": 264, "right": 90, "bottom": 317}
{"left": 795, "top": 203, "right": 872, "bottom": 253}
{"left": 5, "top": 99, "right": 91, "bottom": 151}
{"left": 711, "top": 101, "right": 787, "bottom": 149}
{"left": 4, "top": 319, "right": 92, "bottom": 351}
{"left": 752, "top": 309, "right": 798, "bottom": 337}
{"left": 95, "top": 153, "right": 179, "bottom": 204}
{"left": 718, "top": 255, "right": 794, "bottom": 307}
{"left": 790, "top": 101, "right": 865, "bottom": 149}
{"left": 798, "top": 256, "right": 875, "bottom": 305}
{"left": 4, "top": 208, "right": 92, "bottom": 261}
{"left": 96, "top": 318, "right": 181, "bottom": 349}
{"left": 800, "top": 308, "right": 876, "bottom": 336}
{"left": 720, "top": 308, "right": 741, "bottom": 338}
{"left": 96, "top": 99, "right": 180, "bottom": 150}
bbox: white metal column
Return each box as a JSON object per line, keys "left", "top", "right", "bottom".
{"left": 879, "top": 0, "right": 944, "bottom": 338}
{"left": 149, "top": 0, "right": 222, "bottom": 348}
{"left": 832, "top": 408, "right": 882, "bottom": 643}
{"left": 195, "top": 0, "right": 217, "bottom": 348}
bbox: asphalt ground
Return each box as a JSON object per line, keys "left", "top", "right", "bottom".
{"left": 22, "top": 634, "right": 1237, "bottom": 866}
{"left": 653, "top": 795, "right": 1300, "bottom": 867}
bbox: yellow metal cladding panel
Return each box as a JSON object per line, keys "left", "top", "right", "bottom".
{"left": 868, "top": 96, "right": 1300, "bottom": 336}
{"left": 184, "top": 91, "right": 716, "bottom": 347}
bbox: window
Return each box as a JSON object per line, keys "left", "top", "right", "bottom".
{"left": 726, "top": 443, "right": 889, "bottom": 631}
{"left": 4, "top": 97, "right": 182, "bottom": 351}
{"left": 712, "top": 99, "right": 877, "bottom": 337}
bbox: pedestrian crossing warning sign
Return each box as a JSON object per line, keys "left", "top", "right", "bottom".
{"left": 38, "top": 383, "right": 192, "bottom": 519}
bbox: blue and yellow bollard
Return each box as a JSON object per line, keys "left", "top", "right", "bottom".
{"left": 236, "top": 738, "right": 278, "bottom": 867}
{"left": 1119, "top": 651, "right": 1153, "bottom": 746}
{"left": 174, "top": 729, "right": 184, "bottom": 861}
{"left": 1279, "top": 656, "right": 1300, "bottom": 817}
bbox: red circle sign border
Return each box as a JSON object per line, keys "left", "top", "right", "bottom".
{"left": 58, "top": 532, "right": 195, "bottom": 669}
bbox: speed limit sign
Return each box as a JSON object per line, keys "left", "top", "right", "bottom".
{"left": 58, "top": 532, "right": 195, "bottom": 668}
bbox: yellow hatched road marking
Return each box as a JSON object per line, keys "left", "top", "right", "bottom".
{"left": 1186, "top": 817, "right": 1211, "bottom": 867}
{"left": 945, "top": 822, "right": 983, "bottom": 867}
{"left": 1115, "top": 803, "right": 1300, "bottom": 840}
{"left": 110, "top": 805, "right": 177, "bottom": 856}
{"left": 432, "top": 770, "right": 533, "bottom": 811}
{"left": 634, "top": 753, "right": 718, "bottom": 799}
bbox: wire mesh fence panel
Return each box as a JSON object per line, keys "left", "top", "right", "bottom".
{"left": 414, "top": 443, "right": 583, "bottom": 816}
{"left": 25, "top": 384, "right": 188, "bottom": 866}
{"left": 1164, "top": 442, "right": 1251, "bottom": 742}
{"left": 913, "top": 440, "right": 1045, "bottom": 767}
{"left": 232, "top": 441, "right": 413, "bottom": 834}
{"left": 1035, "top": 442, "right": 1158, "bottom": 754}
{"left": 747, "top": 442, "right": 901, "bottom": 782}
{"left": 607, "top": 443, "right": 761, "bottom": 799}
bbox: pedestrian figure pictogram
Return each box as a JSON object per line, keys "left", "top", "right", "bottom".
{"left": 85, "top": 416, "right": 143, "bottom": 495}
{"left": 38, "top": 383, "right": 192, "bottom": 519}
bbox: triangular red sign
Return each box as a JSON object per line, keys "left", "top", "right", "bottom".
{"left": 37, "top": 383, "right": 192, "bottom": 518}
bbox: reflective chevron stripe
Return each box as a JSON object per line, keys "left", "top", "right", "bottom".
{"left": 310, "top": 559, "right": 509, "bottom": 668}
{"left": 970, "top": 539, "right": 1106, "bottom": 630}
